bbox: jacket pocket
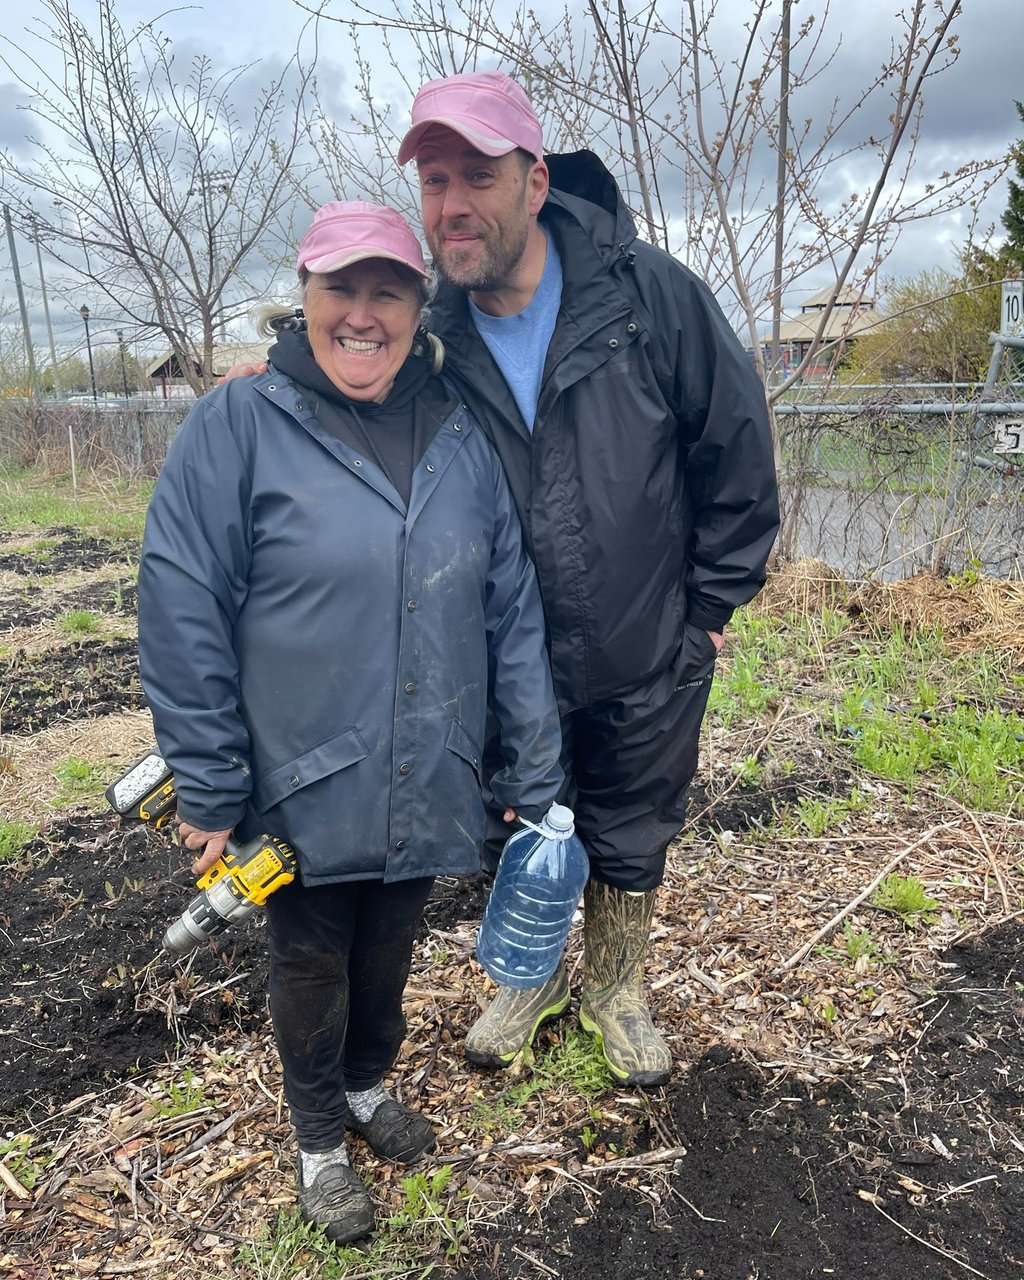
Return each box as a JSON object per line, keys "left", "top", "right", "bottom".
{"left": 445, "top": 718, "right": 482, "bottom": 782}
{"left": 252, "top": 726, "right": 370, "bottom": 812}
{"left": 673, "top": 622, "right": 718, "bottom": 689}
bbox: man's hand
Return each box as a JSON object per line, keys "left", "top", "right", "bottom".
{"left": 178, "top": 822, "right": 233, "bottom": 876}
{"left": 219, "top": 361, "right": 268, "bottom": 383}
{"left": 503, "top": 808, "right": 518, "bottom": 823}
{"left": 708, "top": 630, "right": 725, "bottom": 654}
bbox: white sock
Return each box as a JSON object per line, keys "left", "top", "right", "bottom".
{"left": 300, "top": 1142, "right": 349, "bottom": 1180}
{"left": 347, "top": 1082, "right": 389, "bottom": 1122}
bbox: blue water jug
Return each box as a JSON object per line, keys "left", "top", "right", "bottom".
{"left": 476, "top": 804, "right": 589, "bottom": 989}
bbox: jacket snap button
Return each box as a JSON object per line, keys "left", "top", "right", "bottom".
{"left": 453, "top": 423, "right": 462, "bottom": 432}
{"left": 399, "top": 762, "right": 411, "bottom": 775}
{"left": 608, "top": 338, "right": 619, "bottom": 348}
{"left": 353, "top": 459, "right": 363, "bottom": 467}
{"left": 289, "top": 775, "right": 300, "bottom": 788}
{"left": 395, "top": 839, "right": 406, "bottom": 850}
{"left": 267, "top": 383, "right": 277, "bottom": 391}
{"left": 404, "top": 682, "right": 416, "bottom": 694}
{"left": 407, "top": 600, "right": 417, "bottom": 611}
{"left": 627, "top": 323, "right": 637, "bottom": 334}
{"left": 426, "top": 463, "right": 436, "bottom": 473}
{"left": 295, "top": 400, "right": 304, "bottom": 410}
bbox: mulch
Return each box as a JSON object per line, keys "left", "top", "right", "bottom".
{"left": 1, "top": 533, "right": 1022, "bottom": 1279}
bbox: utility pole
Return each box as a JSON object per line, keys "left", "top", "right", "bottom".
{"left": 80, "top": 304, "right": 98, "bottom": 402}
{"left": 116, "top": 329, "right": 131, "bottom": 399}
{"left": 31, "top": 217, "right": 60, "bottom": 396}
{"left": 3, "top": 204, "right": 38, "bottom": 396}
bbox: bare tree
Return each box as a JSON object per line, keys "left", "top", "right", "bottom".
{"left": 302, "top": 0, "right": 1008, "bottom": 400}
{"left": 0, "top": 0, "right": 317, "bottom": 393}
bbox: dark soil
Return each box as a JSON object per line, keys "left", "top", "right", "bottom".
{"left": 3, "top": 809, "right": 1020, "bottom": 1277}
{"left": 0, "top": 577, "right": 138, "bottom": 630}
{"left": 1, "top": 639, "right": 146, "bottom": 734}
{"left": 457, "top": 926, "right": 1024, "bottom": 1280}
{"left": 0, "top": 813, "right": 489, "bottom": 1128}
{"left": 0, "top": 530, "right": 138, "bottom": 576}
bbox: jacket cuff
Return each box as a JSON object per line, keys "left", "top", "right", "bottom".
{"left": 686, "top": 604, "right": 734, "bottom": 633}
{"left": 175, "top": 797, "right": 248, "bottom": 834}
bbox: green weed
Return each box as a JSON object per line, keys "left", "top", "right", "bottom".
{"left": 733, "top": 755, "right": 765, "bottom": 787}
{"left": 53, "top": 755, "right": 104, "bottom": 805}
{"left": 841, "top": 921, "right": 877, "bottom": 962}
{"left": 0, "top": 819, "right": 35, "bottom": 862}
{"left": 788, "top": 790, "right": 869, "bottom": 838}
{"left": 152, "top": 1068, "right": 210, "bottom": 1118}
{"left": 872, "top": 874, "right": 940, "bottom": 927}
{"left": 835, "top": 694, "right": 1024, "bottom": 810}
{"left": 469, "top": 1028, "right": 613, "bottom": 1135}
{"left": 57, "top": 609, "right": 101, "bottom": 635}
{"left": 235, "top": 1166, "right": 468, "bottom": 1278}
{"left": 0, "top": 1135, "right": 48, "bottom": 1191}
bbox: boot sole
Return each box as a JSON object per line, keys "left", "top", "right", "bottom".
{"left": 578, "top": 1007, "right": 671, "bottom": 1087}
{"left": 465, "top": 993, "right": 571, "bottom": 1069}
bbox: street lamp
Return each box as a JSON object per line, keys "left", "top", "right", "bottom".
{"left": 116, "top": 329, "right": 130, "bottom": 401}
{"left": 79, "top": 304, "right": 98, "bottom": 403}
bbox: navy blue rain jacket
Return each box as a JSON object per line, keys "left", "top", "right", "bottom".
{"left": 137, "top": 370, "right": 564, "bottom": 885}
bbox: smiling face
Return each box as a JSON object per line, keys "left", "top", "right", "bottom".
{"left": 415, "top": 127, "right": 548, "bottom": 293}
{"left": 303, "top": 259, "right": 422, "bottom": 402}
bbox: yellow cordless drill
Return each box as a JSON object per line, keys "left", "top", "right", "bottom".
{"left": 105, "top": 750, "right": 297, "bottom": 955}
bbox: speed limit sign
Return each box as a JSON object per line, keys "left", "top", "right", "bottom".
{"left": 1002, "top": 280, "right": 1023, "bottom": 335}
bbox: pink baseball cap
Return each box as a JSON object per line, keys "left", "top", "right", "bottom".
{"left": 397, "top": 71, "right": 544, "bottom": 165}
{"left": 296, "top": 200, "right": 430, "bottom": 280}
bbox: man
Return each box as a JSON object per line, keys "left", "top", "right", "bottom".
{"left": 396, "top": 73, "right": 779, "bottom": 1087}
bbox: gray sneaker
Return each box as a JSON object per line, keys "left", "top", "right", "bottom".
{"left": 465, "top": 966, "right": 570, "bottom": 1068}
{"left": 297, "top": 1149, "right": 374, "bottom": 1244}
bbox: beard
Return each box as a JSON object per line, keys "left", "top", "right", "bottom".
{"left": 429, "top": 217, "right": 530, "bottom": 293}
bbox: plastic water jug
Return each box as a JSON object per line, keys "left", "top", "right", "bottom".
{"left": 476, "top": 803, "right": 589, "bottom": 989}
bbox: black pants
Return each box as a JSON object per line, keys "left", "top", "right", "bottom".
{"left": 265, "top": 874, "right": 434, "bottom": 1152}
{"left": 484, "top": 622, "right": 717, "bottom": 891}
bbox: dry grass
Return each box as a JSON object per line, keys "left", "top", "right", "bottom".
{"left": 0, "top": 711, "right": 154, "bottom": 827}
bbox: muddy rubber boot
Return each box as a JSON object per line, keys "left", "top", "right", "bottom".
{"left": 579, "top": 880, "right": 671, "bottom": 1087}
{"left": 464, "top": 966, "right": 571, "bottom": 1068}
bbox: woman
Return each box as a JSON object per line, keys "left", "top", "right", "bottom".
{"left": 137, "top": 201, "right": 563, "bottom": 1244}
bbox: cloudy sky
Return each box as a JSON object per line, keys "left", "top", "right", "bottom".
{"left": 0, "top": 0, "right": 1021, "bottom": 361}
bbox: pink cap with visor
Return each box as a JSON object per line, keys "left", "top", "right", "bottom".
{"left": 296, "top": 200, "right": 430, "bottom": 281}
{"left": 397, "top": 71, "right": 544, "bottom": 165}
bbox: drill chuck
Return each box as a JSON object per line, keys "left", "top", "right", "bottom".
{"left": 162, "top": 876, "right": 260, "bottom": 954}
{"left": 161, "top": 833, "right": 297, "bottom": 956}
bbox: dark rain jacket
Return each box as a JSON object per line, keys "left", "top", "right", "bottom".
{"left": 137, "top": 370, "right": 563, "bottom": 886}
{"left": 430, "top": 150, "right": 781, "bottom": 712}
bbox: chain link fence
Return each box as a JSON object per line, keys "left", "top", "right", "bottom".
{"left": 775, "top": 334, "right": 1023, "bottom": 578}
{"left": 2, "top": 339, "right": 1021, "bottom": 580}
{"left": 0, "top": 400, "right": 191, "bottom": 478}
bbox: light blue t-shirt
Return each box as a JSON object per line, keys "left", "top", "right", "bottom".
{"left": 469, "top": 225, "right": 562, "bottom": 432}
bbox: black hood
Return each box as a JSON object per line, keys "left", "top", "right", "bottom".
{"left": 544, "top": 150, "right": 639, "bottom": 263}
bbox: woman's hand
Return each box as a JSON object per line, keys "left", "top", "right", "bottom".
{"left": 219, "top": 361, "right": 268, "bottom": 383}
{"left": 178, "top": 822, "right": 233, "bottom": 876}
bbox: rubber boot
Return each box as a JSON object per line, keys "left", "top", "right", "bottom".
{"left": 579, "top": 880, "right": 672, "bottom": 1087}
{"left": 465, "top": 966, "right": 570, "bottom": 1068}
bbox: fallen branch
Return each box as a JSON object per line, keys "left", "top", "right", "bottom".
{"left": 574, "top": 1145, "right": 688, "bottom": 1177}
{"left": 781, "top": 824, "right": 955, "bottom": 971}
{"left": 438, "top": 1141, "right": 568, "bottom": 1166}
{"left": 0, "top": 1161, "right": 31, "bottom": 1200}
{"left": 962, "top": 810, "right": 1011, "bottom": 914}
{"left": 687, "top": 959, "right": 726, "bottom": 997}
